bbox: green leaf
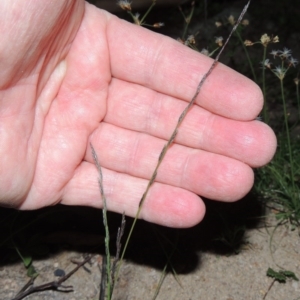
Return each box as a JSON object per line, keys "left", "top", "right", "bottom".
{"left": 27, "top": 265, "right": 39, "bottom": 278}
{"left": 266, "top": 268, "right": 286, "bottom": 283}
{"left": 22, "top": 255, "right": 32, "bottom": 268}
{"left": 281, "top": 270, "right": 299, "bottom": 281}
{"left": 15, "top": 247, "right": 32, "bottom": 267}
{"left": 266, "top": 268, "right": 299, "bottom": 283}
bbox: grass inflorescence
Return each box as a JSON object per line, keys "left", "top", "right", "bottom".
{"left": 95, "top": 1, "right": 251, "bottom": 298}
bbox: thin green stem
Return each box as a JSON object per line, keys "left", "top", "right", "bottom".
{"left": 128, "top": 11, "right": 139, "bottom": 25}
{"left": 116, "top": 1, "right": 251, "bottom": 281}
{"left": 181, "top": 3, "right": 195, "bottom": 40}
{"left": 280, "top": 79, "right": 296, "bottom": 198}
{"left": 296, "top": 81, "right": 300, "bottom": 120}
{"left": 262, "top": 46, "right": 268, "bottom": 123}
{"left": 140, "top": 0, "right": 156, "bottom": 25}
{"left": 235, "top": 28, "right": 257, "bottom": 83}
{"left": 209, "top": 46, "right": 221, "bottom": 57}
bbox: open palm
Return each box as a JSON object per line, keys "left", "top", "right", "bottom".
{"left": 0, "top": 1, "right": 276, "bottom": 227}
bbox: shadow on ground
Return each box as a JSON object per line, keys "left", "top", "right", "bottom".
{"left": 0, "top": 192, "right": 264, "bottom": 275}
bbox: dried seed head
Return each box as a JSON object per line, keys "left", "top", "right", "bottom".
{"left": 273, "top": 66, "right": 286, "bottom": 80}
{"left": 215, "top": 21, "right": 222, "bottom": 27}
{"left": 153, "top": 22, "right": 164, "bottom": 28}
{"left": 272, "top": 36, "right": 279, "bottom": 43}
{"left": 215, "top": 36, "right": 223, "bottom": 47}
{"left": 228, "top": 15, "right": 235, "bottom": 25}
{"left": 260, "top": 59, "right": 271, "bottom": 69}
{"left": 279, "top": 47, "right": 292, "bottom": 59}
{"left": 288, "top": 57, "right": 298, "bottom": 67}
{"left": 244, "top": 40, "right": 253, "bottom": 46}
{"left": 270, "top": 50, "right": 279, "bottom": 58}
{"left": 186, "top": 35, "right": 196, "bottom": 45}
{"left": 200, "top": 48, "right": 209, "bottom": 56}
{"left": 241, "top": 19, "right": 249, "bottom": 26}
{"left": 260, "top": 34, "right": 271, "bottom": 46}
{"left": 117, "top": 0, "right": 132, "bottom": 11}
{"left": 294, "top": 77, "right": 299, "bottom": 85}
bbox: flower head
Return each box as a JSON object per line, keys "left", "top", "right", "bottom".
{"left": 244, "top": 40, "right": 253, "bottom": 46}
{"left": 260, "top": 59, "right": 271, "bottom": 69}
{"left": 287, "top": 57, "right": 298, "bottom": 67}
{"left": 241, "top": 19, "right": 249, "bottom": 26}
{"left": 153, "top": 22, "right": 164, "bottom": 28}
{"left": 273, "top": 66, "right": 286, "bottom": 80}
{"left": 270, "top": 50, "right": 279, "bottom": 58}
{"left": 215, "top": 36, "right": 223, "bottom": 47}
{"left": 279, "top": 47, "right": 292, "bottom": 59}
{"left": 117, "top": 0, "right": 132, "bottom": 11}
{"left": 228, "top": 15, "right": 235, "bottom": 25}
{"left": 215, "top": 21, "right": 222, "bottom": 27}
{"left": 260, "top": 34, "right": 271, "bottom": 47}
{"left": 200, "top": 48, "right": 209, "bottom": 56}
{"left": 186, "top": 35, "right": 196, "bottom": 45}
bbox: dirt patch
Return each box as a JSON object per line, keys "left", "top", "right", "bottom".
{"left": 1, "top": 199, "right": 299, "bottom": 300}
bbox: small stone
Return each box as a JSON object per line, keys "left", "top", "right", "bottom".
{"left": 54, "top": 268, "right": 65, "bottom": 277}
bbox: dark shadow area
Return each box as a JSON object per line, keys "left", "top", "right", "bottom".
{"left": 0, "top": 205, "right": 105, "bottom": 267}
{"left": 0, "top": 191, "right": 264, "bottom": 276}
{"left": 119, "top": 191, "right": 264, "bottom": 274}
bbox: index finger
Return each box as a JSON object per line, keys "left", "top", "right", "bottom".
{"left": 106, "top": 14, "right": 263, "bottom": 121}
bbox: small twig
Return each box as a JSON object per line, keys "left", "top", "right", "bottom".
{"left": 262, "top": 278, "right": 276, "bottom": 300}
{"left": 12, "top": 254, "right": 94, "bottom": 300}
{"left": 15, "top": 277, "right": 35, "bottom": 296}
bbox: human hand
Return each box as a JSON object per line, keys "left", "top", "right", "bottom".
{"left": 0, "top": 1, "right": 276, "bottom": 227}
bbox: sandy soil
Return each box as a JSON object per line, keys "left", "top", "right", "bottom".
{"left": 1, "top": 200, "right": 299, "bottom": 300}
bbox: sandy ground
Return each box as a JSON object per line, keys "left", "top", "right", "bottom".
{"left": 1, "top": 199, "right": 299, "bottom": 300}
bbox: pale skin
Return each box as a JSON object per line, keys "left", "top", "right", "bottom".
{"left": 0, "top": 0, "right": 276, "bottom": 228}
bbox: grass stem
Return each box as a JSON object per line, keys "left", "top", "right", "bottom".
{"left": 261, "top": 46, "right": 268, "bottom": 123}
{"left": 235, "top": 27, "right": 257, "bottom": 83}
{"left": 116, "top": 0, "right": 251, "bottom": 282}
{"left": 279, "top": 79, "right": 296, "bottom": 197}
{"left": 91, "top": 144, "right": 112, "bottom": 300}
